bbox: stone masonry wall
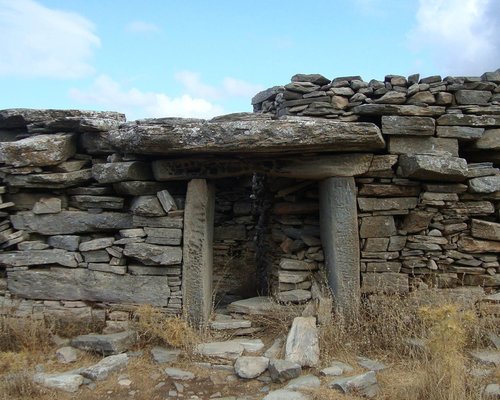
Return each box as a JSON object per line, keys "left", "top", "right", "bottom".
{"left": 252, "top": 69, "right": 500, "bottom": 296}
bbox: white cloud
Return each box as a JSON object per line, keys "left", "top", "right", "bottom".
{"left": 408, "top": 0, "right": 500, "bottom": 75}
{"left": 69, "top": 75, "right": 224, "bottom": 120}
{"left": 0, "top": 0, "right": 100, "bottom": 79}
{"left": 125, "top": 20, "right": 161, "bottom": 34}
{"left": 175, "top": 71, "right": 264, "bottom": 100}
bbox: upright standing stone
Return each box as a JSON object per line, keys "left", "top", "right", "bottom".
{"left": 182, "top": 179, "right": 215, "bottom": 327}
{"left": 319, "top": 177, "right": 360, "bottom": 316}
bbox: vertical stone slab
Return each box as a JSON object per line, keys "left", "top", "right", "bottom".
{"left": 182, "top": 179, "right": 215, "bottom": 327}
{"left": 319, "top": 177, "right": 360, "bottom": 316}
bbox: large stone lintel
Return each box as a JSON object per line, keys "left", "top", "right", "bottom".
{"left": 153, "top": 153, "right": 374, "bottom": 181}
{"left": 94, "top": 117, "right": 385, "bottom": 155}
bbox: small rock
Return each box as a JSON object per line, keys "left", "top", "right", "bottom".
{"left": 268, "top": 359, "right": 301, "bottom": 383}
{"left": 320, "top": 361, "right": 354, "bottom": 376}
{"left": 285, "top": 375, "right": 321, "bottom": 390}
{"left": 230, "top": 338, "right": 265, "bottom": 353}
{"left": 150, "top": 347, "right": 181, "bottom": 364}
{"left": 118, "top": 378, "right": 132, "bottom": 387}
{"left": 234, "top": 356, "right": 269, "bottom": 379}
{"left": 33, "top": 372, "right": 84, "bottom": 393}
{"left": 263, "top": 389, "right": 311, "bottom": 400}
{"left": 164, "top": 367, "right": 195, "bottom": 380}
{"left": 329, "top": 371, "right": 379, "bottom": 398}
{"left": 264, "top": 338, "right": 284, "bottom": 359}
{"left": 56, "top": 346, "right": 78, "bottom": 364}
{"left": 470, "top": 349, "right": 500, "bottom": 367}
{"left": 196, "top": 341, "right": 244, "bottom": 360}
{"left": 484, "top": 383, "right": 500, "bottom": 399}
{"left": 81, "top": 353, "right": 129, "bottom": 381}
{"left": 357, "top": 356, "right": 387, "bottom": 371}
{"left": 285, "top": 317, "right": 319, "bottom": 367}
{"left": 71, "top": 331, "right": 136, "bottom": 355}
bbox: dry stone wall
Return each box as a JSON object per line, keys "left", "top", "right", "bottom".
{"left": 253, "top": 69, "right": 500, "bottom": 296}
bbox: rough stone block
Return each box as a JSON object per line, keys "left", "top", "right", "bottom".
{"left": 455, "top": 90, "right": 491, "bottom": 105}
{"left": 359, "top": 216, "right": 397, "bottom": 238}
{"left": 468, "top": 175, "right": 500, "bottom": 193}
{"left": 123, "top": 243, "right": 182, "bottom": 265}
{"left": 357, "top": 197, "right": 417, "bottom": 211}
{"left": 436, "top": 126, "right": 484, "bottom": 140}
{"left": 471, "top": 219, "right": 500, "bottom": 241}
{"left": 285, "top": 317, "right": 319, "bottom": 367}
{"left": 381, "top": 116, "right": 435, "bottom": 136}
{"left": 92, "top": 161, "right": 153, "bottom": 184}
{"left": 398, "top": 154, "right": 468, "bottom": 181}
{"left": 388, "top": 136, "right": 458, "bottom": 156}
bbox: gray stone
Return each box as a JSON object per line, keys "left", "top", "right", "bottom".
{"left": 360, "top": 216, "right": 397, "bottom": 238}
{"left": 285, "top": 81, "right": 320, "bottom": 94}
{"left": 195, "top": 341, "right": 244, "bottom": 360}
{"left": 47, "top": 235, "right": 81, "bottom": 251}
{"left": 437, "top": 114, "right": 500, "bottom": 126}
{"left": 277, "top": 289, "right": 312, "bottom": 303}
{"left": 70, "top": 195, "right": 124, "bottom": 210}
{"left": 471, "top": 219, "right": 500, "bottom": 241}
{"left": 113, "top": 181, "right": 167, "bottom": 195}
{"left": 353, "top": 104, "right": 445, "bottom": 116}
{"left": 157, "top": 190, "right": 178, "bottom": 212}
{"left": 375, "top": 91, "right": 406, "bottom": 104}
{"left": 279, "top": 271, "right": 310, "bottom": 284}
{"left": 132, "top": 215, "right": 183, "bottom": 229}
{"left": 92, "top": 161, "right": 153, "bottom": 184}
{"left": 357, "top": 356, "right": 387, "bottom": 371}
{"left": 381, "top": 116, "right": 435, "bottom": 136}
{"left": 471, "top": 128, "right": 500, "bottom": 150}
{"left": 71, "top": 331, "right": 136, "bottom": 355}
{"left": 285, "top": 317, "right": 319, "bottom": 367}
{"left": 210, "top": 319, "right": 252, "bottom": 330}
{"left": 436, "top": 126, "right": 484, "bottom": 140}
{"left": 0, "top": 249, "right": 77, "bottom": 268}
{"left": 264, "top": 338, "right": 284, "bottom": 359}
{"left": 130, "top": 196, "right": 166, "bottom": 216}
{"left": 329, "top": 371, "right": 379, "bottom": 398}
{"left": 164, "top": 367, "right": 195, "bottom": 380}
{"left": 320, "top": 177, "right": 360, "bottom": 315}
{"left": 182, "top": 179, "right": 215, "bottom": 327}
{"left": 484, "top": 383, "right": 500, "bottom": 399}
{"left": 81, "top": 353, "right": 129, "bottom": 380}
{"left": 17, "top": 241, "right": 50, "bottom": 250}
{"left": 79, "top": 237, "right": 114, "bottom": 252}
{"left": 268, "top": 359, "right": 301, "bottom": 383}
{"left": 123, "top": 243, "right": 182, "bottom": 265}
{"left": 151, "top": 347, "right": 181, "bottom": 364}
{"left": 388, "top": 136, "right": 458, "bottom": 156}
{"left": 56, "top": 346, "right": 78, "bottom": 364}
{"left": 263, "top": 390, "right": 311, "bottom": 400}
{"left": 227, "top": 296, "right": 281, "bottom": 315}
{"left": 468, "top": 175, "right": 500, "bottom": 193}
{"left": 357, "top": 197, "right": 418, "bottom": 211}
{"left": 291, "top": 74, "right": 330, "bottom": 85}
{"left": 470, "top": 349, "right": 500, "bottom": 367}
{"left": 11, "top": 211, "right": 132, "bottom": 235}
{"left": 251, "top": 86, "right": 283, "bottom": 105}
{"left": 32, "top": 197, "right": 62, "bottom": 214}
{"left": 320, "top": 361, "right": 354, "bottom": 376}
{"left": 144, "top": 227, "right": 182, "bottom": 245}
{"left": 234, "top": 356, "right": 269, "bottom": 379}
{"left": 8, "top": 267, "right": 170, "bottom": 306}
{"left": 230, "top": 338, "right": 265, "bottom": 353}
{"left": 279, "top": 259, "right": 317, "bottom": 271}
{"left": 0, "top": 133, "right": 76, "bottom": 167}
{"left": 5, "top": 169, "right": 93, "bottom": 189}
{"left": 407, "top": 91, "right": 435, "bottom": 104}
{"left": 33, "top": 372, "right": 83, "bottom": 392}
{"left": 398, "top": 154, "right": 468, "bottom": 181}
{"left": 285, "top": 375, "right": 321, "bottom": 390}
{"left": 102, "top": 117, "right": 386, "bottom": 155}
{"left": 455, "top": 90, "right": 491, "bottom": 105}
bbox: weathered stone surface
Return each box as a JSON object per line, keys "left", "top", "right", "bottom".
{"left": 113, "top": 181, "right": 168, "bottom": 195}
{"left": 320, "top": 361, "right": 354, "bottom": 376}
{"left": 277, "top": 289, "right": 312, "bottom": 303}
{"left": 123, "top": 243, "right": 182, "bottom": 265}
{"left": 71, "top": 331, "right": 136, "bottom": 355}
{"left": 32, "top": 197, "right": 62, "bottom": 214}
{"left": 357, "top": 197, "right": 417, "bottom": 211}
{"left": 357, "top": 356, "right": 387, "bottom": 371}
{"left": 132, "top": 215, "right": 183, "bottom": 229}
{"left": 381, "top": 116, "right": 435, "bottom": 136}
{"left": 182, "top": 179, "right": 214, "bottom": 327}
{"left": 263, "top": 390, "right": 311, "bottom": 400}
{"left": 195, "top": 341, "right": 244, "bottom": 360}
{"left": 471, "top": 219, "right": 500, "bottom": 241}
{"left": 437, "top": 114, "right": 500, "bottom": 126}
{"left": 7, "top": 268, "right": 170, "bottom": 306}
{"left": 361, "top": 273, "right": 409, "bottom": 294}
{"left": 56, "top": 346, "right": 78, "bottom": 364}
{"left": 470, "top": 349, "right": 500, "bottom": 367}
{"left": 292, "top": 73, "right": 330, "bottom": 85}
{"left": 268, "top": 359, "right": 302, "bottom": 383}
{"left": 483, "top": 383, "right": 500, "bottom": 399}
{"left": 352, "top": 104, "right": 445, "bottom": 116}
{"left": 458, "top": 237, "right": 500, "bottom": 253}
{"left": 279, "top": 271, "right": 310, "bottom": 284}
{"left": 285, "top": 317, "right": 319, "bottom": 367}
{"left": 359, "top": 216, "right": 397, "bottom": 238}
{"left": 5, "top": 169, "right": 93, "bottom": 188}
{"left": 151, "top": 347, "right": 181, "bottom": 364}
{"left": 164, "top": 367, "right": 195, "bottom": 380}
{"left": 210, "top": 318, "right": 252, "bottom": 330}
{"left": 33, "top": 372, "right": 83, "bottom": 392}
{"left": 227, "top": 296, "right": 281, "bottom": 315}
{"left": 358, "top": 184, "right": 421, "bottom": 197}
{"left": 455, "top": 90, "right": 491, "bottom": 105}
{"left": 130, "top": 195, "right": 166, "bottom": 216}
{"left": 79, "top": 237, "right": 114, "bottom": 252}
{"left": 436, "top": 126, "right": 484, "bottom": 140}
{"left": 286, "top": 375, "right": 321, "bottom": 390}
{"left": 47, "top": 235, "right": 81, "bottom": 251}
{"left": 0, "top": 250, "right": 77, "bottom": 268}
{"left": 144, "top": 227, "right": 182, "bottom": 245}
{"left": 398, "top": 154, "right": 468, "bottom": 181}
{"left": 234, "top": 356, "right": 269, "bottom": 379}
{"left": 230, "top": 338, "right": 265, "bottom": 353}
{"left": 11, "top": 211, "right": 132, "bottom": 234}
{"left": 102, "top": 118, "right": 385, "bottom": 155}
{"left": 468, "top": 175, "right": 500, "bottom": 193}
{"left": 156, "top": 190, "right": 177, "bottom": 212}
{"left": 471, "top": 128, "right": 500, "bottom": 150}
{"left": 388, "top": 136, "right": 459, "bottom": 156}
{"left": 329, "top": 371, "right": 379, "bottom": 398}
{"left": 362, "top": 155, "right": 398, "bottom": 177}
{"left": 252, "top": 86, "right": 282, "bottom": 105}
{"left": 81, "top": 353, "right": 129, "bottom": 380}
{"left": 0, "top": 133, "right": 76, "bottom": 167}
{"left": 320, "top": 177, "right": 360, "bottom": 315}
{"left": 92, "top": 161, "right": 153, "bottom": 184}
{"left": 279, "top": 259, "right": 317, "bottom": 271}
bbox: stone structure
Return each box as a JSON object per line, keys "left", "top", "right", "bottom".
{"left": 0, "top": 69, "right": 499, "bottom": 327}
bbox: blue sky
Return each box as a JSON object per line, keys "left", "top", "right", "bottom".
{"left": 0, "top": 0, "right": 499, "bottom": 120}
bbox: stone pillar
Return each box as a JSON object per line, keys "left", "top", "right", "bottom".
{"left": 319, "top": 177, "right": 360, "bottom": 316}
{"left": 182, "top": 179, "right": 215, "bottom": 328}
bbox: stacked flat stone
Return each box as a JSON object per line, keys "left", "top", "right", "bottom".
{"left": 0, "top": 109, "right": 184, "bottom": 325}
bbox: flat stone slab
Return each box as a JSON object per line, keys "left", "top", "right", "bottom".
{"left": 468, "top": 175, "right": 500, "bottom": 193}
{"left": 329, "top": 371, "right": 379, "bottom": 398}
{"left": 103, "top": 117, "right": 385, "bottom": 155}
{"left": 81, "top": 353, "right": 129, "bottom": 381}
{"left": 164, "top": 367, "right": 195, "bottom": 380}
{"left": 398, "top": 154, "right": 468, "bottom": 181}
{"left": 263, "top": 390, "right": 311, "bottom": 400}
{"left": 285, "top": 375, "right": 321, "bottom": 390}
{"left": 470, "top": 349, "right": 500, "bottom": 367}
{"left": 210, "top": 319, "right": 252, "bottom": 330}
{"left": 123, "top": 243, "right": 182, "bottom": 265}
{"left": 227, "top": 297, "right": 283, "bottom": 315}
{"left": 92, "top": 161, "right": 153, "bottom": 184}
{"left": 151, "top": 347, "right": 181, "bottom": 364}
{"left": 0, "top": 250, "right": 77, "bottom": 268}
{"left": 320, "top": 361, "right": 354, "bottom": 376}
{"left": 71, "top": 331, "right": 136, "bottom": 355}
{"left": 33, "top": 372, "right": 83, "bottom": 393}
{"left": 357, "top": 356, "right": 388, "bottom": 371}
{"left": 285, "top": 317, "right": 319, "bottom": 367}
{"left": 195, "top": 341, "right": 244, "bottom": 360}
{"left": 234, "top": 356, "right": 269, "bottom": 379}
{"left": 230, "top": 338, "right": 265, "bottom": 353}
{"left": 268, "top": 359, "right": 301, "bottom": 383}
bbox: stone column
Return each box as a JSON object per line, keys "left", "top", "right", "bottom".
{"left": 319, "top": 177, "right": 360, "bottom": 316}
{"left": 182, "top": 179, "right": 215, "bottom": 328}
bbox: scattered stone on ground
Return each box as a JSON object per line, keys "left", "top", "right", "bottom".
{"left": 234, "top": 356, "right": 269, "bottom": 379}
{"left": 329, "top": 371, "right": 380, "bottom": 398}
{"left": 81, "top": 353, "right": 129, "bottom": 381}
{"left": 70, "top": 331, "right": 136, "bottom": 355}
{"left": 268, "top": 359, "right": 302, "bottom": 383}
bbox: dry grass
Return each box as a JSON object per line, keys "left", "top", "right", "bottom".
{"left": 0, "top": 315, "right": 54, "bottom": 353}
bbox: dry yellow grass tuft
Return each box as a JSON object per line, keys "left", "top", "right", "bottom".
{"left": 0, "top": 315, "right": 54, "bottom": 353}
